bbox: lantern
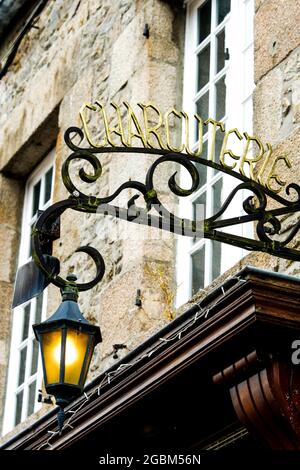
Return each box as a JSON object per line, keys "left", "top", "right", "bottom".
{"left": 33, "top": 274, "right": 101, "bottom": 428}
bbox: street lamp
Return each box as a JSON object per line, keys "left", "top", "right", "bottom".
{"left": 33, "top": 273, "right": 101, "bottom": 430}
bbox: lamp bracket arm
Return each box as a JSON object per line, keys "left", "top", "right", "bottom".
{"left": 32, "top": 199, "right": 105, "bottom": 292}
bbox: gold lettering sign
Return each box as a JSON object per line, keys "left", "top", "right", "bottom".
{"left": 79, "top": 101, "right": 294, "bottom": 194}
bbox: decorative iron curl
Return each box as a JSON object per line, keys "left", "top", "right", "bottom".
{"left": 62, "top": 149, "right": 102, "bottom": 199}
{"left": 285, "top": 183, "right": 300, "bottom": 204}
{"left": 256, "top": 215, "right": 282, "bottom": 242}
{"left": 32, "top": 199, "right": 105, "bottom": 291}
{"left": 144, "top": 153, "right": 200, "bottom": 228}
{"left": 64, "top": 127, "right": 85, "bottom": 152}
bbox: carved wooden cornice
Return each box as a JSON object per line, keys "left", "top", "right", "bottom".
{"left": 213, "top": 353, "right": 300, "bottom": 449}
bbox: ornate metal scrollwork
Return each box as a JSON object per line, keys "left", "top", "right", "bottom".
{"left": 31, "top": 126, "right": 300, "bottom": 292}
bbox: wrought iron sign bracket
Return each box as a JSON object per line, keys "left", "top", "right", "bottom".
{"left": 26, "top": 125, "right": 300, "bottom": 296}
{"left": 12, "top": 122, "right": 300, "bottom": 304}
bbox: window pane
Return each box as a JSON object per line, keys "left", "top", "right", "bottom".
{"left": 34, "top": 293, "right": 43, "bottom": 324}
{"left": 198, "top": 0, "right": 211, "bottom": 43}
{"left": 213, "top": 178, "right": 223, "bottom": 214}
{"left": 197, "top": 44, "right": 210, "bottom": 91}
{"left": 212, "top": 240, "right": 222, "bottom": 279}
{"left": 31, "top": 339, "right": 39, "bottom": 376}
{"left": 193, "top": 191, "right": 206, "bottom": 220}
{"left": 213, "top": 127, "right": 224, "bottom": 174}
{"left": 245, "top": 0, "right": 254, "bottom": 47}
{"left": 217, "top": 0, "right": 230, "bottom": 24}
{"left": 194, "top": 163, "right": 207, "bottom": 189}
{"left": 44, "top": 167, "right": 53, "bottom": 204}
{"left": 32, "top": 180, "right": 41, "bottom": 216}
{"left": 194, "top": 140, "right": 208, "bottom": 188}
{"left": 216, "top": 29, "right": 225, "bottom": 73}
{"left": 18, "top": 347, "right": 27, "bottom": 386}
{"left": 22, "top": 304, "right": 31, "bottom": 341}
{"left": 28, "top": 381, "right": 37, "bottom": 416}
{"left": 196, "top": 91, "right": 209, "bottom": 125}
{"left": 215, "top": 76, "right": 226, "bottom": 121}
{"left": 15, "top": 390, "right": 23, "bottom": 426}
{"left": 192, "top": 245, "right": 206, "bottom": 294}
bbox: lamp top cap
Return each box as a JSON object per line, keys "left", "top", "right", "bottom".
{"left": 66, "top": 273, "right": 77, "bottom": 282}
{"left": 61, "top": 273, "right": 78, "bottom": 302}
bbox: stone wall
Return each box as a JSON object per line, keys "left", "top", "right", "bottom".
{"left": 0, "top": 0, "right": 185, "bottom": 438}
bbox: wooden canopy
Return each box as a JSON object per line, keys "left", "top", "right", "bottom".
{"left": 2, "top": 266, "right": 300, "bottom": 450}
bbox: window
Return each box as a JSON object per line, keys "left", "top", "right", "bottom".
{"left": 176, "top": 0, "right": 254, "bottom": 305}
{"left": 2, "top": 150, "right": 55, "bottom": 434}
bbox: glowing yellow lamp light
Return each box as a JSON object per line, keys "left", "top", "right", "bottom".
{"left": 33, "top": 276, "right": 102, "bottom": 413}
{"left": 53, "top": 336, "right": 77, "bottom": 367}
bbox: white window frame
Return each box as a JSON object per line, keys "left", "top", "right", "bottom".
{"left": 176, "top": 0, "right": 254, "bottom": 307}
{"left": 2, "top": 150, "right": 55, "bottom": 435}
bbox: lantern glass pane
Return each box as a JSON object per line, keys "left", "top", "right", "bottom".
{"left": 42, "top": 329, "right": 62, "bottom": 385}
{"left": 64, "top": 329, "right": 90, "bottom": 385}
{"left": 81, "top": 337, "right": 95, "bottom": 386}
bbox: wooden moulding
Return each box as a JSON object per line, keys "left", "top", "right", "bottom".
{"left": 214, "top": 355, "right": 300, "bottom": 449}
